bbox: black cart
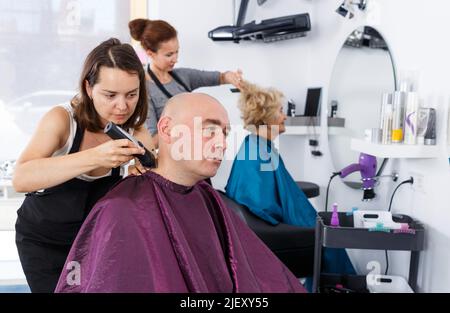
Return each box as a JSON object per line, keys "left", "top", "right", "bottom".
{"left": 312, "top": 211, "right": 425, "bottom": 293}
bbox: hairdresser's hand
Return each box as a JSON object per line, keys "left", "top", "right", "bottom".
{"left": 127, "top": 158, "right": 149, "bottom": 176}
{"left": 91, "top": 139, "right": 145, "bottom": 169}
{"left": 221, "top": 69, "right": 243, "bottom": 89}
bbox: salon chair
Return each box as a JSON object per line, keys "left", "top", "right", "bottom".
{"left": 296, "top": 181, "right": 320, "bottom": 198}
{"left": 218, "top": 191, "right": 315, "bottom": 278}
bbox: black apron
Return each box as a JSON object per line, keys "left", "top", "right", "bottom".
{"left": 147, "top": 65, "right": 191, "bottom": 98}
{"left": 15, "top": 122, "right": 122, "bottom": 293}
{"left": 147, "top": 65, "right": 212, "bottom": 186}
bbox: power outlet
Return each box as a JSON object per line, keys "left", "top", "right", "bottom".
{"left": 409, "top": 172, "right": 425, "bottom": 194}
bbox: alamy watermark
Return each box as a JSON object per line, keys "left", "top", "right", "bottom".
{"left": 66, "top": 261, "right": 81, "bottom": 286}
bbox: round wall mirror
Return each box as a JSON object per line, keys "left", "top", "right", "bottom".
{"left": 328, "top": 26, "right": 396, "bottom": 188}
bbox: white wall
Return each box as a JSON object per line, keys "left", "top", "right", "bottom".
{"left": 151, "top": 0, "right": 450, "bottom": 292}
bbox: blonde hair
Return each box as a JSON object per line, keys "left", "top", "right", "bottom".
{"left": 238, "top": 81, "right": 284, "bottom": 129}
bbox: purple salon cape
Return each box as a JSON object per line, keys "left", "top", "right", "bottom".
{"left": 55, "top": 171, "right": 306, "bottom": 293}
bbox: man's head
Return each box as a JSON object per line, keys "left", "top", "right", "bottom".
{"left": 156, "top": 93, "right": 230, "bottom": 185}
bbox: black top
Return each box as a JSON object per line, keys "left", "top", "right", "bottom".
{"left": 15, "top": 123, "right": 122, "bottom": 245}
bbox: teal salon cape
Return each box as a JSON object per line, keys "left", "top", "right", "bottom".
{"left": 225, "top": 134, "right": 355, "bottom": 275}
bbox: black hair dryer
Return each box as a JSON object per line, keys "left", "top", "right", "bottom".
{"left": 104, "top": 122, "right": 156, "bottom": 168}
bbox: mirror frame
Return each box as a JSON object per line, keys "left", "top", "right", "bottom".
{"left": 325, "top": 25, "right": 398, "bottom": 189}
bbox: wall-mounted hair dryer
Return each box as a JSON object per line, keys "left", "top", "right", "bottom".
{"left": 338, "top": 153, "right": 377, "bottom": 201}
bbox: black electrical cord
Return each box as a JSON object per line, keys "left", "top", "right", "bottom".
{"left": 385, "top": 250, "right": 389, "bottom": 275}
{"left": 384, "top": 176, "right": 414, "bottom": 275}
{"left": 388, "top": 177, "right": 414, "bottom": 212}
{"left": 376, "top": 158, "right": 389, "bottom": 178}
{"left": 325, "top": 172, "right": 340, "bottom": 212}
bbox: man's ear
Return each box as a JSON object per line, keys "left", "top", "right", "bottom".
{"left": 85, "top": 80, "right": 93, "bottom": 100}
{"left": 157, "top": 116, "right": 172, "bottom": 143}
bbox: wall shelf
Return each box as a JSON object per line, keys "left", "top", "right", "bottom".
{"left": 284, "top": 116, "right": 345, "bottom": 127}
{"left": 284, "top": 126, "right": 349, "bottom": 136}
{"left": 351, "top": 138, "right": 440, "bottom": 158}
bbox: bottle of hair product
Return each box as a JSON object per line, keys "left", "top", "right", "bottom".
{"left": 391, "top": 81, "right": 408, "bottom": 143}
{"left": 424, "top": 108, "right": 436, "bottom": 145}
{"left": 417, "top": 107, "right": 430, "bottom": 145}
{"left": 380, "top": 93, "right": 392, "bottom": 144}
{"left": 382, "top": 104, "right": 393, "bottom": 144}
{"left": 403, "top": 92, "right": 419, "bottom": 145}
{"left": 330, "top": 203, "right": 340, "bottom": 227}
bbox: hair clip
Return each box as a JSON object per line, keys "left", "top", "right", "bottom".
{"left": 368, "top": 222, "right": 391, "bottom": 233}
{"left": 393, "top": 228, "right": 416, "bottom": 235}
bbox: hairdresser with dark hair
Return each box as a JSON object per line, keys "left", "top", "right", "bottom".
{"left": 12, "top": 38, "right": 155, "bottom": 293}
{"left": 129, "top": 18, "right": 243, "bottom": 145}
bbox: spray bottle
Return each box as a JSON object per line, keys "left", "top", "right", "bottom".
{"left": 330, "top": 203, "right": 340, "bottom": 227}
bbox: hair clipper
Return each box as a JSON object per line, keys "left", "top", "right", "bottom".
{"left": 104, "top": 122, "right": 156, "bottom": 168}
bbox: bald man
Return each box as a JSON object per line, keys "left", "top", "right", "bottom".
{"left": 55, "top": 93, "right": 306, "bottom": 293}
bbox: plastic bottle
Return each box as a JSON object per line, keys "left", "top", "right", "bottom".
{"left": 403, "top": 91, "right": 419, "bottom": 145}
{"left": 330, "top": 203, "right": 340, "bottom": 227}
{"left": 424, "top": 108, "right": 436, "bottom": 145}
{"left": 382, "top": 104, "right": 393, "bottom": 144}
{"left": 380, "top": 93, "right": 391, "bottom": 144}
{"left": 391, "top": 81, "right": 408, "bottom": 143}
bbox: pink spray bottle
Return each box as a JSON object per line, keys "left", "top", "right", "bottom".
{"left": 331, "top": 203, "right": 340, "bottom": 227}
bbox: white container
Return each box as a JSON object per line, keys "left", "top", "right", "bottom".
{"left": 353, "top": 210, "right": 407, "bottom": 230}
{"left": 366, "top": 275, "right": 413, "bottom": 293}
